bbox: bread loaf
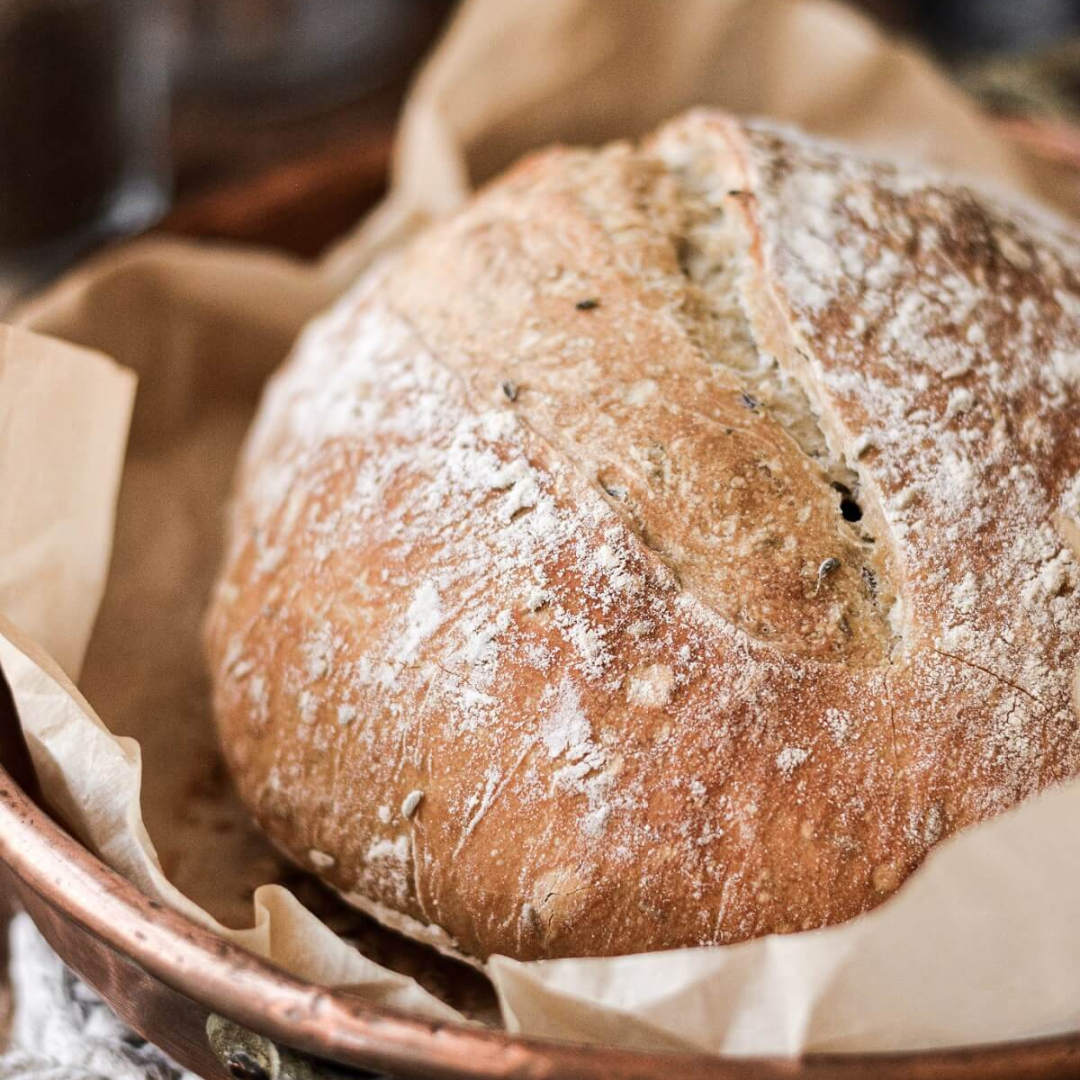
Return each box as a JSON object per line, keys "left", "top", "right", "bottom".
{"left": 205, "top": 112, "right": 1080, "bottom": 962}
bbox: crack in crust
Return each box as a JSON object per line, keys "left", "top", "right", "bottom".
{"left": 383, "top": 135, "right": 902, "bottom": 666}
{"left": 931, "top": 647, "right": 1045, "bottom": 708}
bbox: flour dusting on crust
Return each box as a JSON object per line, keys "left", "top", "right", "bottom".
{"left": 206, "top": 111, "right": 1080, "bottom": 961}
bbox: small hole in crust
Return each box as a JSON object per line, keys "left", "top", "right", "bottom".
{"left": 840, "top": 498, "right": 863, "bottom": 522}
{"left": 675, "top": 236, "right": 694, "bottom": 276}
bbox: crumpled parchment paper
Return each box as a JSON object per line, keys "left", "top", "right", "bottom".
{"left": 3, "top": 0, "right": 1080, "bottom": 1058}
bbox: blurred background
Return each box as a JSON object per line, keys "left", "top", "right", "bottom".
{"left": 3, "top": 0, "right": 1080, "bottom": 312}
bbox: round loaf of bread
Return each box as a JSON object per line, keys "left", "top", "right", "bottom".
{"left": 205, "top": 111, "right": 1080, "bottom": 962}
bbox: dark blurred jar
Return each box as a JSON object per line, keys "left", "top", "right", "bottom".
{"left": 0, "top": 0, "right": 170, "bottom": 253}
{"left": 172, "top": 0, "right": 446, "bottom": 115}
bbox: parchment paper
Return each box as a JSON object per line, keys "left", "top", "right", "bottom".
{"left": 3, "top": 0, "right": 1080, "bottom": 1057}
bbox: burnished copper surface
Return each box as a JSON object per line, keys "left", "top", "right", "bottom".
{"left": 0, "top": 681, "right": 1079, "bottom": 1079}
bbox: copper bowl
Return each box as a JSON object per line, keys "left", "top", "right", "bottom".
{"left": 6, "top": 104, "right": 1080, "bottom": 1077}
{"left": 0, "top": 679, "right": 1078, "bottom": 1079}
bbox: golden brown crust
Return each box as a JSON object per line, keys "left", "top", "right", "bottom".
{"left": 205, "top": 112, "right": 1080, "bottom": 961}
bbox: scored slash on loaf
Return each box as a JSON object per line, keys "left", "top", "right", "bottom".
{"left": 205, "top": 110, "right": 1080, "bottom": 962}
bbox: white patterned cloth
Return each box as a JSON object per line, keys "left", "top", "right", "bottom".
{"left": 0, "top": 915, "right": 197, "bottom": 1080}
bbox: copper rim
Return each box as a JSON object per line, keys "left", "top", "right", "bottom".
{"left": 1, "top": 762, "right": 1080, "bottom": 1080}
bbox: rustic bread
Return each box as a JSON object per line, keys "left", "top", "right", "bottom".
{"left": 205, "top": 111, "right": 1080, "bottom": 962}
